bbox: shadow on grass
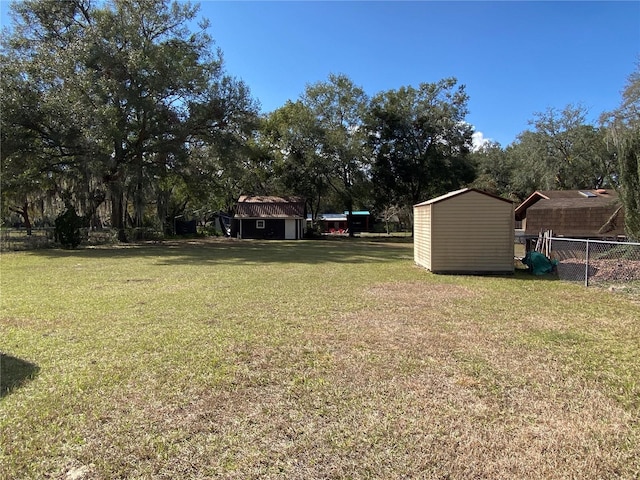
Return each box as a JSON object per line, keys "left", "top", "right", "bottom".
{"left": 20, "top": 237, "right": 415, "bottom": 266}
{"left": 512, "top": 269, "right": 560, "bottom": 282}
{"left": 1, "top": 353, "right": 40, "bottom": 398}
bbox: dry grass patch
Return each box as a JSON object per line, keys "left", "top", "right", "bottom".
{"left": 365, "top": 281, "right": 476, "bottom": 304}
{"left": 315, "top": 280, "right": 640, "bottom": 478}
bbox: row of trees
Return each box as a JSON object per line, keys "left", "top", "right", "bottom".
{"left": 2, "top": 0, "right": 639, "bottom": 240}
{"left": 472, "top": 80, "right": 640, "bottom": 240}
{"left": 472, "top": 105, "right": 616, "bottom": 199}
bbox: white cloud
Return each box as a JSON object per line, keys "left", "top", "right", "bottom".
{"left": 471, "top": 131, "right": 491, "bottom": 152}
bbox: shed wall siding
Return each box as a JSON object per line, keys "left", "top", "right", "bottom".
{"left": 237, "top": 218, "right": 287, "bottom": 239}
{"left": 413, "top": 204, "right": 432, "bottom": 270}
{"left": 429, "top": 191, "right": 514, "bottom": 273}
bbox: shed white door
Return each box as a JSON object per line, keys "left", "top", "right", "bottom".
{"left": 285, "top": 219, "right": 296, "bottom": 239}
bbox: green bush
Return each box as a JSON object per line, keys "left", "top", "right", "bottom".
{"left": 305, "top": 221, "right": 323, "bottom": 238}
{"left": 54, "top": 207, "right": 85, "bottom": 248}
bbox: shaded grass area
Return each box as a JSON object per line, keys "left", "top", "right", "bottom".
{"left": 0, "top": 353, "right": 40, "bottom": 397}
{"left": 1, "top": 238, "right": 639, "bottom": 479}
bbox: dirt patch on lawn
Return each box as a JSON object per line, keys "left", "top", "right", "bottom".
{"left": 365, "top": 281, "right": 475, "bottom": 307}
{"left": 356, "top": 281, "right": 479, "bottom": 349}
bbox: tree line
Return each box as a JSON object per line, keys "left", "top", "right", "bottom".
{"left": 2, "top": 0, "right": 639, "bottom": 240}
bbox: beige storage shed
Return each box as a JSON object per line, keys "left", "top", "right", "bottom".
{"left": 414, "top": 188, "right": 515, "bottom": 274}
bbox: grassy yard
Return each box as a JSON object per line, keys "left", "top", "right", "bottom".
{"left": 1, "top": 238, "right": 639, "bottom": 479}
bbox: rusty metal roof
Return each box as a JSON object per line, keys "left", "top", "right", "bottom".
{"left": 234, "top": 196, "right": 305, "bottom": 219}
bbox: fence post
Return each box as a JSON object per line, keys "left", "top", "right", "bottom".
{"left": 584, "top": 239, "right": 590, "bottom": 287}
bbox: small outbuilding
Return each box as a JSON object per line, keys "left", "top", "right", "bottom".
{"left": 315, "top": 213, "right": 348, "bottom": 234}
{"left": 232, "top": 195, "right": 305, "bottom": 240}
{"left": 414, "top": 188, "right": 514, "bottom": 274}
{"left": 312, "top": 211, "right": 372, "bottom": 234}
{"left": 514, "top": 189, "right": 623, "bottom": 241}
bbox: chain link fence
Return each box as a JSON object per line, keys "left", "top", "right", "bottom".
{"left": 0, "top": 228, "right": 117, "bottom": 251}
{"left": 0, "top": 228, "right": 55, "bottom": 251}
{"left": 549, "top": 237, "right": 640, "bottom": 287}
{"left": 0, "top": 227, "right": 185, "bottom": 251}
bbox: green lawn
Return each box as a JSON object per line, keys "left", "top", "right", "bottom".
{"left": 1, "top": 238, "right": 639, "bottom": 479}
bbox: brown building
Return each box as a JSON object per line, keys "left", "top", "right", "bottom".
{"left": 515, "top": 189, "right": 624, "bottom": 240}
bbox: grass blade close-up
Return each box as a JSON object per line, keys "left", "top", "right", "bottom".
{"left": 1, "top": 238, "right": 639, "bottom": 479}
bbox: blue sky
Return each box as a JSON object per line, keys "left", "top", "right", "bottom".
{"left": 2, "top": 1, "right": 639, "bottom": 146}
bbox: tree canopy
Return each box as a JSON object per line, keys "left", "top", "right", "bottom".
{"left": 1, "top": 0, "right": 638, "bottom": 240}
{"left": 1, "top": 0, "right": 258, "bottom": 239}
{"left": 302, "top": 74, "right": 370, "bottom": 235}
{"left": 601, "top": 62, "right": 640, "bottom": 239}
{"left": 366, "top": 78, "right": 475, "bottom": 211}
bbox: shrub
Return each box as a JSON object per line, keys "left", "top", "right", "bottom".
{"left": 54, "top": 207, "right": 85, "bottom": 248}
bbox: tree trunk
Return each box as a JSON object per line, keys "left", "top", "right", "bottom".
{"left": 110, "top": 184, "right": 128, "bottom": 242}
{"left": 10, "top": 201, "right": 32, "bottom": 235}
{"left": 22, "top": 201, "right": 32, "bottom": 236}
{"left": 346, "top": 196, "right": 355, "bottom": 238}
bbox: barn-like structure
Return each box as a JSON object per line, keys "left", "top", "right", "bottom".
{"left": 514, "top": 189, "right": 624, "bottom": 241}
{"left": 232, "top": 196, "right": 305, "bottom": 240}
{"left": 313, "top": 211, "right": 372, "bottom": 234}
{"left": 414, "top": 188, "right": 514, "bottom": 274}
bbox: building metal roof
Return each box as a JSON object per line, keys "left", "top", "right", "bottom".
{"left": 306, "top": 212, "right": 371, "bottom": 222}
{"left": 234, "top": 196, "right": 305, "bottom": 219}
{"left": 320, "top": 213, "right": 348, "bottom": 221}
{"left": 344, "top": 211, "right": 371, "bottom": 216}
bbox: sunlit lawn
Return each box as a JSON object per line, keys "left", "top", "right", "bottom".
{"left": 1, "top": 238, "right": 639, "bottom": 479}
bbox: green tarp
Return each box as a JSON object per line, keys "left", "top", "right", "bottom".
{"left": 522, "top": 251, "right": 558, "bottom": 275}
